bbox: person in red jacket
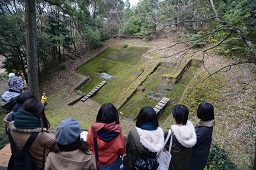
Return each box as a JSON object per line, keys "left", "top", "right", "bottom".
{"left": 87, "top": 103, "right": 125, "bottom": 170}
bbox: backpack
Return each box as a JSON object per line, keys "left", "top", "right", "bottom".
{"left": 7, "top": 128, "right": 40, "bottom": 170}
{"left": 133, "top": 153, "right": 159, "bottom": 170}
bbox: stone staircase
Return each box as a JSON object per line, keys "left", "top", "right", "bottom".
{"left": 153, "top": 97, "right": 170, "bottom": 114}
{"left": 81, "top": 81, "right": 107, "bottom": 102}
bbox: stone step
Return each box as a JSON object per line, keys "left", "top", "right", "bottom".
{"left": 154, "top": 105, "right": 162, "bottom": 110}
{"left": 81, "top": 81, "right": 107, "bottom": 102}
{"left": 154, "top": 97, "right": 170, "bottom": 114}
{"left": 158, "top": 102, "right": 166, "bottom": 107}
{"left": 153, "top": 108, "right": 160, "bottom": 113}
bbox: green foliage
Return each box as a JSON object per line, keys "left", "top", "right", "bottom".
{"left": 219, "top": 0, "right": 255, "bottom": 28}
{"left": 180, "top": 32, "right": 206, "bottom": 48}
{"left": 122, "top": 0, "right": 159, "bottom": 38}
{"left": 122, "top": 15, "right": 142, "bottom": 35}
{"left": 122, "top": 43, "right": 128, "bottom": 48}
{"left": 206, "top": 143, "right": 238, "bottom": 170}
{"left": 0, "top": 108, "right": 9, "bottom": 150}
{"left": 213, "top": 0, "right": 256, "bottom": 59}
{"left": 213, "top": 33, "right": 250, "bottom": 57}
{"left": 0, "top": 13, "right": 26, "bottom": 75}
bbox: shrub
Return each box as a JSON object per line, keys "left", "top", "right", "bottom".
{"left": 123, "top": 44, "right": 128, "bottom": 48}
{"left": 206, "top": 143, "right": 238, "bottom": 170}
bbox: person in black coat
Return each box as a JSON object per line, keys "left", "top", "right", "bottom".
{"left": 189, "top": 102, "right": 215, "bottom": 170}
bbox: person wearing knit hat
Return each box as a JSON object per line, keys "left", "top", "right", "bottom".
{"left": 56, "top": 118, "right": 81, "bottom": 145}
{"left": 9, "top": 73, "right": 15, "bottom": 78}
{"left": 8, "top": 74, "right": 23, "bottom": 93}
{"left": 1, "top": 73, "right": 23, "bottom": 103}
{"left": 45, "top": 118, "right": 96, "bottom": 170}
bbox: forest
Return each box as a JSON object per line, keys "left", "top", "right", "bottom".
{"left": 0, "top": 0, "right": 255, "bottom": 169}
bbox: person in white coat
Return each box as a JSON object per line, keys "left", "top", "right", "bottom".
{"left": 165, "top": 104, "right": 197, "bottom": 170}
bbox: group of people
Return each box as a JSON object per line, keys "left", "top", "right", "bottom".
{"left": 1, "top": 73, "right": 48, "bottom": 110}
{"left": 3, "top": 90, "right": 215, "bottom": 170}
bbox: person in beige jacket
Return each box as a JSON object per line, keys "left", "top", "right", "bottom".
{"left": 45, "top": 118, "right": 96, "bottom": 170}
{"left": 8, "top": 98, "right": 55, "bottom": 169}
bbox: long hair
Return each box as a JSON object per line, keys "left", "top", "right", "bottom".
{"left": 20, "top": 98, "right": 50, "bottom": 129}
{"left": 136, "top": 106, "right": 159, "bottom": 128}
{"left": 96, "top": 103, "right": 120, "bottom": 124}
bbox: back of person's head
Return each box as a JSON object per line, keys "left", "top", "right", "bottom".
{"left": 197, "top": 102, "right": 214, "bottom": 121}
{"left": 172, "top": 104, "right": 189, "bottom": 125}
{"left": 96, "top": 103, "right": 120, "bottom": 124}
{"left": 20, "top": 98, "right": 50, "bottom": 129}
{"left": 136, "top": 106, "right": 159, "bottom": 128}
{"left": 16, "top": 92, "right": 35, "bottom": 104}
{"left": 56, "top": 118, "right": 81, "bottom": 145}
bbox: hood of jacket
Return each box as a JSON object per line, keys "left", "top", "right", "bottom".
{"left": 2, "top": 91, "right": 20, "bottom": 102}
{"left": 91, "top": 122, "right": 123, "bottom": 150}
{"left": 46, "top": 149, "right": 95, "bottom": 169}
{"left": 135, "top": 127, "right": 164, "bottom": 153}
{"left": 171, "top": 120, "right": 197, "bottom": 148}
{"left": 9, "top": 121, "right": 48, "bottom": 133}
{"left": 197, "top": 119, "right": 215, "bottom": 127}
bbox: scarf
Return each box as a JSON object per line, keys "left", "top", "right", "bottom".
{"left": 140, "top": 122, "right": 157, "bottom": 130}
{"left": 14, "top": 109, "right": 41, "bottom": 129}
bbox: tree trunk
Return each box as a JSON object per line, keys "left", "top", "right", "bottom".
{"left": 254, "top": 137, "right": 256, "bottom": 170}
{"left": 25, "top": 0, "right": 40, "bottom": 100}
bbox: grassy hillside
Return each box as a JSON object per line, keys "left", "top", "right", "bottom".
{"left": 0, "top": 37, "right": 255, "bottom": 169}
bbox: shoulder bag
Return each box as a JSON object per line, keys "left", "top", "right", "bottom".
{"left": 157, "top": 129, "right": 173, "bottom": 170}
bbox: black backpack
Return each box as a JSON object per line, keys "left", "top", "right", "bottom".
{"left": 133, "top": 153, "right": 159, "bottom": 170}
{"left": 7, "top": 129, "right": 40, "bottom": 170}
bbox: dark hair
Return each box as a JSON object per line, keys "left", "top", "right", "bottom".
{"left": 172, "top": 104, "right": 189, "bottom": 125}
{"left": 16, "top": 92, "right": 35, "bottom": 104}
{"left": 96, "top": 103, "right": 120, "bottom": 124}
{"left": 136, "top": 106, "right": 159, "bottom": 128}
{"left": 50, "top": 139, "right": 91, "bottom": 154}
{"left": 20, "top": 98, "right": 50, "bottom": 129}
{"left": 197, "top": 102, "right": 214, "bottom": 121}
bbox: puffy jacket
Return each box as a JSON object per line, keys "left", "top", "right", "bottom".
{"left": 189, "top": 119, "right": 215, "bottom": 170}
{"left": 165, "top": 121, "right": 197, "bottom": 170}
{"left": 123, "top": 127, "right": 164, "bottom": 169}
{"left": 9, "top": 121, "right": 55, "bottom": 168}
{"left": 87, "top": 122, "right": 125, "bottom": 166}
